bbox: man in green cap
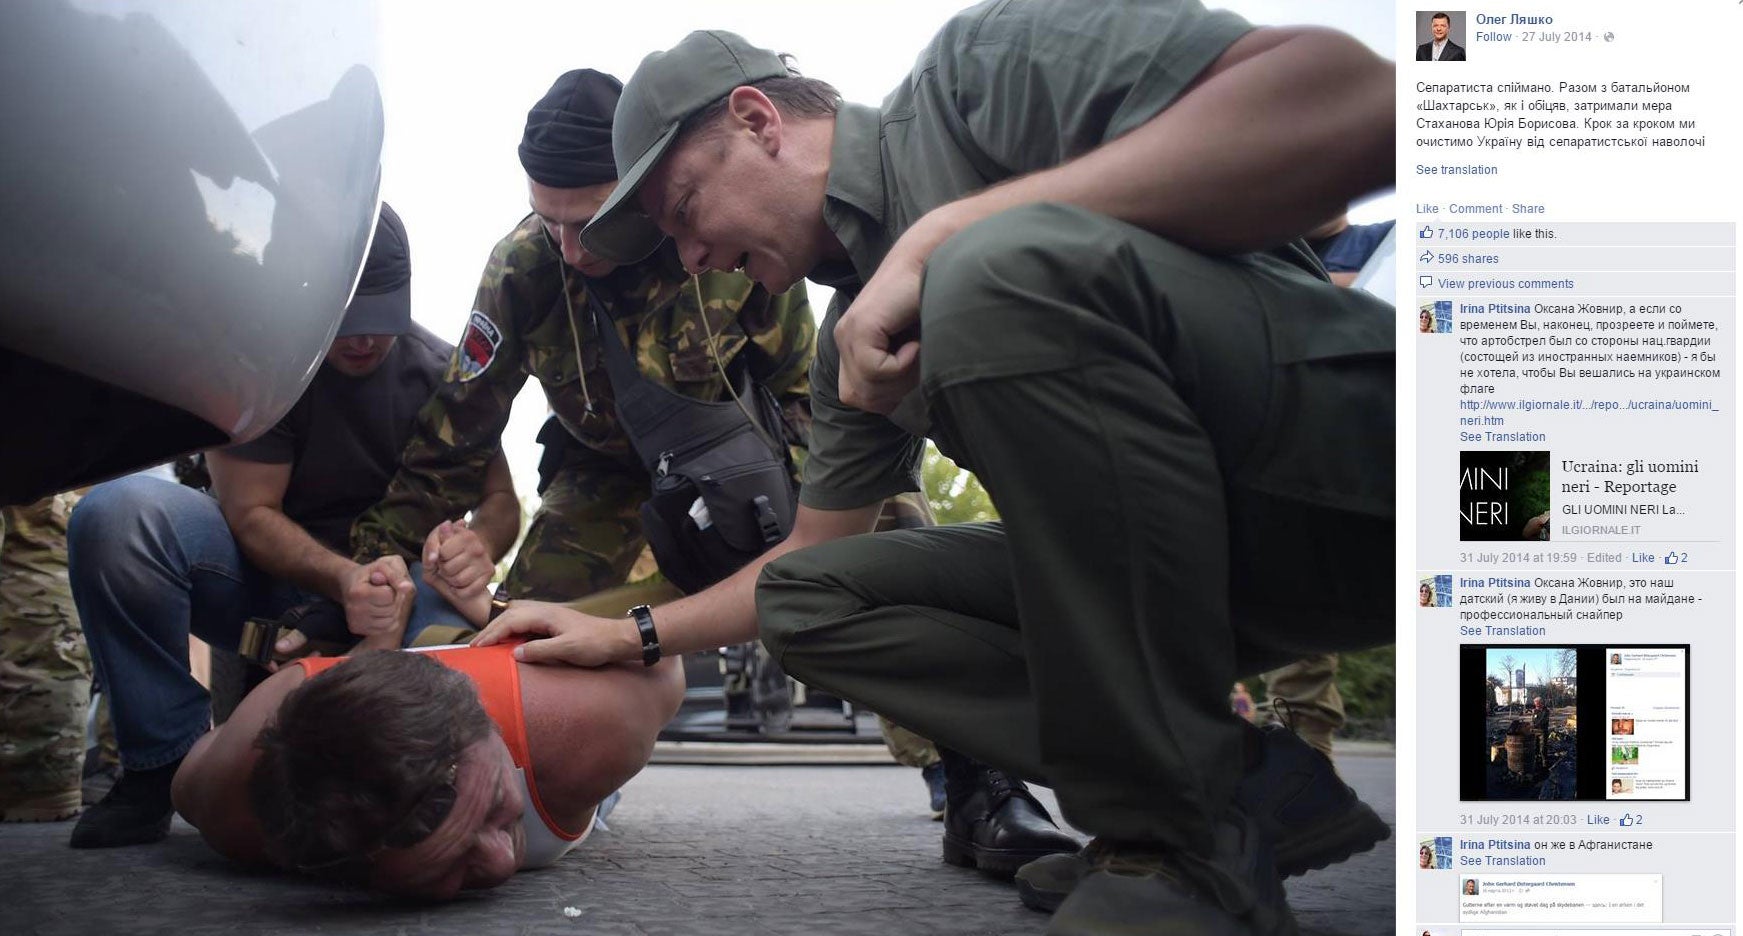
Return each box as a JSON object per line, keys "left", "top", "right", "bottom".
{"left": 349, "top": 69, "right": 818, "bottom": 612}
{"left": 352, "top": 70, "right": 959, "bottom": 818}
{"left": 475, "top": 2, "right": 1394, "bottom": 932}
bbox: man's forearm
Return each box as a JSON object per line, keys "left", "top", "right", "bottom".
{"left": 641, "top": 537, "right": 798, "bottom": 657}
{"left": 925, "top": 28, "right": 1393, "bottom": 258}
{"left": 229, "top": 505, "right": 356, "bottom": 601}
{"left": 468, "top": 490, "right": 521, "bottom": 562}
{"left": 645, "top": 502, "right": 883, "bottom": 657}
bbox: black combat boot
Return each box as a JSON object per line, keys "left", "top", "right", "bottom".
{"left": 1016, "top": 722, "right": 1389, "bottom": 912}
{"left": 939, "top": 748, "right": 1079, "bottom": 878}
{"left": 69, "top": 757, "right": 180, "bottom": 848}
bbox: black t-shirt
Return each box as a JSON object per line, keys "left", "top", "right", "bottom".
{"left": 225, "top": 325, "right": 451, "bottom": 551}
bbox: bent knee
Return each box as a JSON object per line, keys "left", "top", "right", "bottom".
{"left": 755, "top": 548, "right": 843, "bottom": 663}
{"left": 68, "top": 476, "right": 169, "bottom": 554}
{"left": 924, "top": 204, "right": 1108, "bottom": 308}
{"left": 920, "top": 204, "right": 1181, "bottom": 372}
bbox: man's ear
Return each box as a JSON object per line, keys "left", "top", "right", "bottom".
{"left": 727, "top": 86, "right": 782, "bottom": 155}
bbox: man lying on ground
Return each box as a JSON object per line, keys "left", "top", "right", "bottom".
{"left": 169, "top": 643, "right": 682, "bottom": 899}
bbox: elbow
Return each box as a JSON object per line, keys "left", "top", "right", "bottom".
{"left": 1312, "top": 29, "right": 1396, "bottom": 187}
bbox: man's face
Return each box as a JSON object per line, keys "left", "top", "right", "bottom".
{"left": 369, "top": 735, "right": 526, "bottom": 900}
{"left": 637, "top": 96, "right": 829, "bottom": 294}
{"left": 324, "top": 334, "right": 398, "bottom": 377}
{"left": 1432, "top": 16, "right": 1449, "bottom": 40}
{"left": 531, "top": 179, "right": 622, "bottom": 278}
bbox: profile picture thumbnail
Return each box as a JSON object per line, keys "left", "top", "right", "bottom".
{"left": 1419, "top": 299, "right": 1453, "bottom": 333}
{"left": 1417, "top": 11, "right": 1468, "bottom": 61}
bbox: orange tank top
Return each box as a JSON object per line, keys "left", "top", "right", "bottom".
{"left": 295, "top": 643, "right": 582, "bottom": 841}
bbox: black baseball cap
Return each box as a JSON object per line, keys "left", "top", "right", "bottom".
{"left": 580, "top": 30, "right": 788, "bottom": 264}
{"left": 338, "top": 202, "right": 412, "bottom": 337}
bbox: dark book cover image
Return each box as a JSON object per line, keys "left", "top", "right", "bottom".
{"left": 1459, "top": 450, "right": 1550, "bottom": 541}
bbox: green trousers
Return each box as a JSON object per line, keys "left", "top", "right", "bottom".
{"left": 759, "top": 204, "right": 1393, "bottom": 856}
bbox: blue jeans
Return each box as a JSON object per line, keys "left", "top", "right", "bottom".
{"left": 67, "top": 476, "right": 472, "bottom": 770}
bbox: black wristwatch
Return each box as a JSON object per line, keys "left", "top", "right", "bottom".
{"left": 630, "top": 604, "right": 661, "bottom": 667}
{"left": 487, "top": 589, "right": 511, "bottom": 624}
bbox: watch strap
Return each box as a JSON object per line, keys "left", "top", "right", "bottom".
{"left": 630, "top": 604, "right": 661, "bottom": 667}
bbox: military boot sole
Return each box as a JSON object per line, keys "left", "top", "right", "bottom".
{"left": 1273, "top": 796, "right": 1389, "bottom": 877}
{"left": 943, "top": 831, "right": 1077, "bottom": 879}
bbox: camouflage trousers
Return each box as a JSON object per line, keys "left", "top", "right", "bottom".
{"left": 0, "top": 494, "right": 91, "bottom": 820}
{"left": 1258, "top": 654, "right": 1345, "bottom": 758}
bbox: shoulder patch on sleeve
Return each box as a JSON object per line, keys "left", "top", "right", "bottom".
{"left": 456, "top": 311, "right": 503, "bottom": 382}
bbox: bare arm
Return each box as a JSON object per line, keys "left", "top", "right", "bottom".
{"left": 418, "top": 449, "right": 521, "bottom": 602}
{"left": 209, "top": 450, "right": 414, "bottom": 637}
{"left": 208, "top": 451, "right": 352, "bottom": 599}
{"left": 171, "top": 667, "right": 307, "bottom": 867}
{"left": 467, "top": 450, "right": 521, "bottom": 561}
{"left": 471, "top": 502, "right": 884, "bottom": 666}
{"left": 520, "top": 655, "right": 686, "bottom": 829}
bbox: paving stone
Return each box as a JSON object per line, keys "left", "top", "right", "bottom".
{"left": 5, "top": 752, "right": 1394, "bottom": 934}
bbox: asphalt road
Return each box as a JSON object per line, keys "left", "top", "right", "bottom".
{"left": 5, "top": 746, "right": 1394, "bottom": 935}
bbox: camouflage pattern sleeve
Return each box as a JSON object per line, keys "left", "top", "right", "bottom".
{"left": 497, "top": 446, "right": 651, "bottom": 602}
{"left": 350, "top": 228, "right": 540, "bottom": 562}
{"left": 751, "top": 281, "right": 816, "bottom": 452}
{"left": 742, "top": 280, "right": 815, "bottom": 402}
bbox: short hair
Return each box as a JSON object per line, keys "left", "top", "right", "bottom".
{"left": 249, "top": 651, "right": 494, "bottom": 874}
{"left": 677, "top": 56, "right": 842, "bottom": 146}
{"left": 1432, "top": 12, "right": 1451, "bottom": 22}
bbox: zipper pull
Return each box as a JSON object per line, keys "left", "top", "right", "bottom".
{"left": 656, "top": 451, "right": 673, "bottom": 477}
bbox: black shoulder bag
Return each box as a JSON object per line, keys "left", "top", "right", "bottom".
{"left": 588, "top": 291, "right": 798, "bottom": 594}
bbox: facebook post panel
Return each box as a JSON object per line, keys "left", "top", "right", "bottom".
{"left": 1408, "top": 2, "right": 1738, "bottom": 934}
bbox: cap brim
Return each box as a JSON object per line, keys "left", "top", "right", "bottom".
{"left": 580, "top": 122, "right": 678, "bottom": 264}
{"left": 337, "top": 280, "right": 411, "bottom": 337}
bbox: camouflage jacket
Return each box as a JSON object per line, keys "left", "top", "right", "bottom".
{"left": 350, "top": 214, "right": 814, "bottom": 562}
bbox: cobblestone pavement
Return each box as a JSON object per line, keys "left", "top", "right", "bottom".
{"left": 6, "top": 748, "right": 1393, "bottom": 935}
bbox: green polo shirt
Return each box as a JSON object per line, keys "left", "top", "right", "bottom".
{"left": 800, "top": 0, "right": 1253, "bottom": 511}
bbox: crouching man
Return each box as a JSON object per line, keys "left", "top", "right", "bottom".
{"left": 169, "top": 643, "right": 682, "bottom": 899}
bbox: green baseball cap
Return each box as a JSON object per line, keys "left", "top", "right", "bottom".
{"left": 581, "top": 30, "right": 788, "bottom": 263}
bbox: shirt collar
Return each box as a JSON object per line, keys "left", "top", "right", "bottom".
{"left": 814, "top": 103, "right": 889, "bottom": 290}
{"left": 824, "top": 103, "right": 886, "bottom": 225}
